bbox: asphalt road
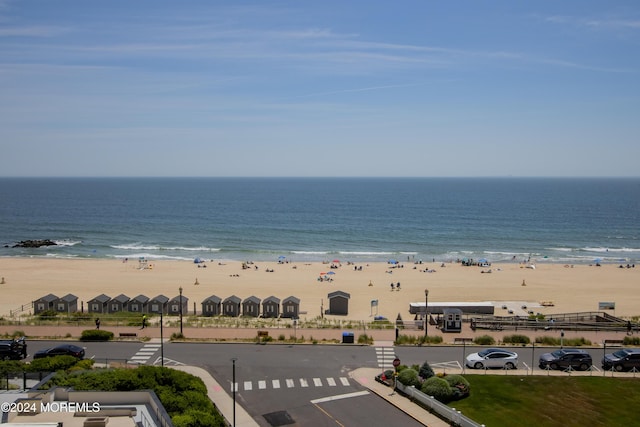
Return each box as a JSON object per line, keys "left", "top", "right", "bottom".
{"left": 24, "top": 340, "right": 612, "bottom": 426}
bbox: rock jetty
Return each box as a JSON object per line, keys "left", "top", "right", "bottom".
{"left": 12, "top": 239, "right": 58, "bottom": 248}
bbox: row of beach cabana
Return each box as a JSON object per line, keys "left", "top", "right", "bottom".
{"left": 32, "top": 293, "right": 301, "bottom": 318}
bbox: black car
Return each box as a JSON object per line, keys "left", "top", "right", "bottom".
{"left": 0, "top": 337, "right": 27, "bottom": 360}
{"left": 33, "top": 344, "right": 85, "bottom": 359}
{"left": 602, "top": 349, "right": 640, "bottom": 372}
{"left": 539, "top": 348, "right": 593, "bottom": 371}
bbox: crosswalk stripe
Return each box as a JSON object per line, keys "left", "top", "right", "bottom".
{"left": 286, "top": 379, "right": 294, "bottom": 388}
{"left": 340, "top": 377, "right": 349, "bottom": 386}
{"left": 300, "top": 378, "right": 309, "bottom": 387}
{"left": 327, "top": 377, "right": 336, "bottom": 386}
{"left": 258, "top": 380, "right": 266, "bottom": 390}
{"left": 244, "top": 381, "right": 252, "bottom": 391}
{"left": 231, "top": 383, "right": 238, "bottom": 392}
{"left": 272, "top": 379, "right": 280, "bottom": 389}
{"left": 313, "top": 378, "right": 322, "bottom": 387}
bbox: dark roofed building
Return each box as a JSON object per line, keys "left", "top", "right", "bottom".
{"left": 88, "top": 294, "right": 111, "bottom": 314}
{"left": 202, "top": 295, "right": 222, "bottom": 316}
{"left": 109, "top": 294, "right": 130, "bottom": 313}
{"left": 262, "top": 296, "right": 280, "bottom": 318}
{"left": 242, "top": 296, "right": 261, "bottom": 317}
{"left": 328, "top": 291, "right": 350, "bottom": 316}
{"left": 54, "top": 294, "right": 78, "bottom": 314}
{"left": 34, "top": 294, "right": 58, "bottom": 314}
{"left": 128, "top": 294, "right": 149, "bottom": 313}
{"left": 169, "top": 294, "right": 189, "bottom": 316}
{"left": 281, "top": 296, "right": 300, "bottom": 319}
{"left": 222, "top": 295, "right": 241, "bottom": 317}
{"left": 148, "top": 295, "right": 169, "bottom": 314}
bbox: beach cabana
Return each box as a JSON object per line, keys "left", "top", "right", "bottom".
{"left": 88, "top": 294, "right": 111, "bottom": 314}
{"left": 148, "top": 295, "right": 169, "bottom": 314}
{"left": 442, "top": 308, "right": 463, "bottom": 333}
{"left": 169, "top": 295, "right": 189, "bottom": 315}
{"left": 128, "top": 295, "right": 149, "bottom": 313}
{"left": 328, "top": 291, "right": 351, "bottom": 316}
{"left": 34, "top": 294, "right": 59, "bottom": 314}
{"left": 281, "top": 296, "right": 300, "bottom": 319}
{"left": 109, "top": 294, "right": 130, "bottom": 313}
{"left": 223, "top": 295, "right": 241, "bottom": 317}
{"left": 201, "top": 295, "right": 222, "bottom": 316}
{"left": 262, "top": 296, "right": 281, "bottom": 318}
{"left": 242, "top": 296, "right": 261, "bottom": 317}
{"left": 55, "top": 294, "right": 78, "bottom": 314}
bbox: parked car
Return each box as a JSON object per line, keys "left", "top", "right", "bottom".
{"left": 465, "top": 348, "right": 518, "bottom": 369}
{"left": 0, "top": 342, "right": 23, "bottom": 360}
{"left": 0, "top": 337, "right": 27, "bottom": 360}
{"left": 539, "top": 348, "right": 592, "bottom": 371}
{"left": 602, "top": 349, "right": 640, "bottom": 372}
{"left": 33, "top": 344, "right": 85, "bottom": 359}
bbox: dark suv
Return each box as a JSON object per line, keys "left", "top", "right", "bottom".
{"left": 0, "top": 339, "right": 25, "bottom": 360}
{"left": 539, "top": 348, "right": 593, "bottom": 371}
{"left": 602, "top": 349, "right": 640, "bottom": 372}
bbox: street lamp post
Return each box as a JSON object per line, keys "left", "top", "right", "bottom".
{"left": 424, "top": 289, "right": 429, "bottom": 340}
{"left": 160, "top": 303, "right": 165, "bottom": 367}
{"left": 231, "top": 357, "right": 237, "bottom": 427}
{"left": 179, "top": 286, "right": 183, "bottom": 335}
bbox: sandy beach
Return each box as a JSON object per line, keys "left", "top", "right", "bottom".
{"left": 0, "top": 258, "right": 638, "bottom": 322}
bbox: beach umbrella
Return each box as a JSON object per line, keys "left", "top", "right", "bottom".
{"left": 326, "top": 271, "right": 336, "bottom": 275}
{"left": 319, "top": 272, "right": 327, "bottom": 276}
{"left": 479, "top": 258, "right": 488, "bottom": 264}
{"left": 388, "top": 259, "right": 398, "bottom": 264}
{"left": 332, "top": 259, "right": 340, "bottom": 263}
{"left": 278, "top": 255, "right": 286, "bottom": 260}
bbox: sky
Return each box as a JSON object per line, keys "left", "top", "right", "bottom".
{"left": 1, "top": 1, "right": 639, "bottom": 177}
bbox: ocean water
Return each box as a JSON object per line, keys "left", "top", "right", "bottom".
{"left": 0, "top": 177, "right": 638, "bottom": 264}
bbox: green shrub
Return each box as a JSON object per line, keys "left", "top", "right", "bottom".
{"left": 444, "top": 374, "right": 470, "bottom": 399}
{"left": 28, "top": 355, "right": 79, "bottom": 372}
{"left": 357, "top": 334, "right": 374, "bottom": 344}
{"left": 398, "top": 368, "right": 421, "bottom": 388}
{"left": 565, "top": 337, "right": 591, "bottom": 346}
{"left": 535, "top": 336, "right": 558, "bottom": 345}
{"left": 419, "top": 361, "right": 435, "bottom": 380}
{"left": 535, "top": 336, "right": 591, "bottom": 346}
{"left": 503, "top": 334, "right": 530, "bottom": 345}
{"left": 69, "top": 359, "right": 95, "bottom": 372}
{"left": 37, "top": 310, "right": 58, "bottom": 320}
{"left": 80, "top": 329, "right": 114, "bottom": 341}
{"left": 623, "top": 336, "right": 640, "bottom": 346}
{"left": 474, "top": 335, "right": 495, "bottom": 345}
{"left": 421, "top": 376, "right": 453, "bottom": 402}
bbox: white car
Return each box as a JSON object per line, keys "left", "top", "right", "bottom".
{"left": 465, "top": 348, "right": 518, "bottom": 369}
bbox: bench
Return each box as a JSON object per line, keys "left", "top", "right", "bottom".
{"left": 454, "top": 337, "right": 473, "bottom": 344}
{"left": 119, "top": 332, "right": 138, "bottom": 338}
{"left": 603, "top": 339, "right": 624, "bottom": 347}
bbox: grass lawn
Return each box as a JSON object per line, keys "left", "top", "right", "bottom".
{"left": 449, "top": 375, "right": 640, "bottom": 427}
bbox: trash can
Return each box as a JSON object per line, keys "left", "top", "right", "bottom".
{"left": 342, "top": 332, "right": 354, "bottom": 344}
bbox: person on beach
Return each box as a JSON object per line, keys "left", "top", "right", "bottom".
{"left": 141, "top": 314, "right": 147, "bottom": 329}
{"left": 95, "top": 317, "right": 100, "bottom": 329}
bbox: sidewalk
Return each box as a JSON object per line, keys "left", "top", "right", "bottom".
{"left": 350, "top": 367, "right": 449, "bottom": 427}
{"left": 0, "top": 323, "right": 632, "bottom": 345}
